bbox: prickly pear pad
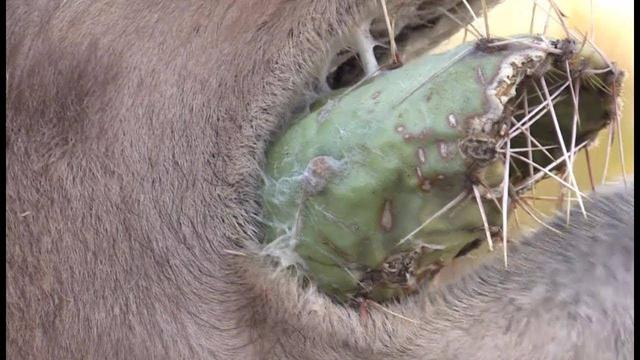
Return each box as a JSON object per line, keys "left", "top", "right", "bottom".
{"left": 261, "top": 36, "right": 621, "bottom": 303}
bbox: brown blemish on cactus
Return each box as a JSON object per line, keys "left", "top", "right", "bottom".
{"left": 437, "top": 141, "right": 456, "bottom": 159}
{"left": 371, "top": 91, "right": 381, "bottom": 100}
{"left": 396, "top": 125, "right": 405, "bottom": 133}
{"left": 399, "top": 128, "right": 433, "bottom": 143}
{"left": 420, "top": 179, "right": 432, "bottom": 192}
{"left": 317, "top": 234, "right": 354, "bottom": 263}
{"left": 380, "top": 200, "right": 393, "bottom": 232}
{"left": 417, "top": 147, "right": 426, "bottom": 164}
{"left": 302, "top": 156, "right": 341, "bottom": 195}
{"left": 447, "top": 114, "right": 458, "bottom": 128}
{"left": 425, "top": 92, "right": 433, "bottom": 102}
{"left": 413, "top": 163, "right": 432, "bottom": 192}
{"left": 477, "top": 67, "right": 487, "bottom": 85}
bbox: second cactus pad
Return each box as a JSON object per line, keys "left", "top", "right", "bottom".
{"left": 261, "top": 36, "right": 622, "bottom": 303}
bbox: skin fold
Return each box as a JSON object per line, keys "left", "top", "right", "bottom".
{"left": 6, "top": 1, "right": 633, "bottom": 358}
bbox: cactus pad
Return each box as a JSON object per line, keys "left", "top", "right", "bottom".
{"left": 261, "top": 36, "right": 623, "bottom": 303}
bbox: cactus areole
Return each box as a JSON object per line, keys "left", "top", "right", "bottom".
{"left": 260, "top": 36, "right": 623, "bottom": 303}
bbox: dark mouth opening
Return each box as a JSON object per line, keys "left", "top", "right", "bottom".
{"left": 324, "top": 1, "right": 488, "bottom": 92}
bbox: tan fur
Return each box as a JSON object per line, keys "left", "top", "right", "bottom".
{"left": 7, "top": 1, "right": 633, "bottom": 358}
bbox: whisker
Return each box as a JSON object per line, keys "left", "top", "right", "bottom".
{"left": 520, "top": 195, "right": 578, "bottom": 201}
{"left": 565, "top": 60, "right": 581, "bottom": 220}
{"left": 397, "top": 191, "right": 468, "bottom": 245}
{"left": 514, "top": 140, "right": 589, "bottom": 193}
{"left": 611, "top": 80, "right": 628, "bottom": 187}
{"left": 480, "top": 0, "right": 490, "bottom": 38}
{"left": 438, "top": 7, "right": 483, "bottom": 40}
{"left": 531, "top": 80, "right": 545, "bottom": 101}
{"left": 507, "top": 117, "right": 556, "bottom": 162}
{"left": 590, "top": 0, "right": 595, "bottom": 42}
{"left": 524, "top": 89, "right": 536, "bottom": 204}
{"left": 571, "top": 29, "right": 614, "bottom": 70}
{"left": 584, "top": 147, "right": 596, "bottom": 192}
{"left": 514, "top": 192, "right": 563, "bottom": 234}
{"left": 544, "top": 69, "right": 563, "bottom": 83}
{"left": 476, "top": 180, "right": 503, "bottom": 213}
{"left": 473, "top": 185, "right": 494, "bottom": 251}
{"left": 530, "top": 5, "right": 613, "bottom": 72}
{"left": 501, "top": 136, "right": 511, "bottom": 268}
{"left": 497, "top": 145, "right": 559, "bottom": 152}
{"left": 510, "top": 152, "right": 586, "bottom": 197}
{"left": 513, "top": 204, "right": 521, "bottom": 228}
{"left": 510, "top": 156, "right": 524, "bottom": 179}
{"left": 547, "top": 0, "right": 572, "bottom": 39}
{"left": 504, "top": 81, "right": 571, "bottom": 142}
{"left": 379, "top": 0, "right": 398, "bottom": 65}
{"left": 344, "top": 268, "right": 366, "bottom": 288}
{"left": 601, "top": 120, "right": 614, "bottom": 184}
{"left": 587, "top": 73, "right": 613, "bottom": 94}
{"left": 542, "top": 1, "right": 552, "bottom": 35}
{"left": 539, "top": 77, "right": 586, "bottom": 217}
{"left": 577, "top": 29, "right": 590, "bottom": 56}
{"left": 223, "top": 249, "right": 248, "bottom": 257}
{"left": 394, "top": 46, "right": 473, "bottom": 107}
{"left": 559, "top": 169, "right": 571, "bottom": 225}
{"left": 510, "top": 92, "right": 526, "bottom": 109}
{"left": 367, "top": 300, "right": 422, "bottom": 324}
{"left": 461, "top": 0, "right": 479, "bottom": 22}
{"left": 583, "top": 68, "right": 615, "bottom": 75}
{"left": 529, "top": 0, "right": 537, "bottom": 35}
{"left": 511, "top": 96, "right": 564, "bottom": 116}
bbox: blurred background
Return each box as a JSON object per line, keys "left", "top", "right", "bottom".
{"left": 434, "top": 0, "right": 634, "bottom": 226}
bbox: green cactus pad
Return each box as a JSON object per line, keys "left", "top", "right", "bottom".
{"left": 261, "top": 36, "right": 622, "bottom": 303}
